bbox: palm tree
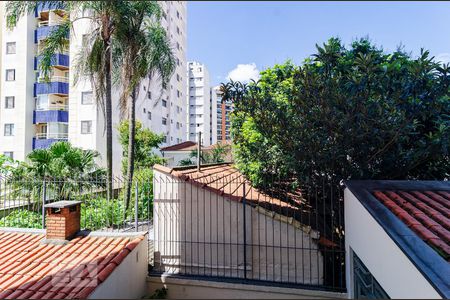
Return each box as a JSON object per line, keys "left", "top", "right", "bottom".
{"left": 112, "top": 1, "right": 175, "bottom": 211}
{"left": 6, "top": 1, "right": 119, "bottom": 200}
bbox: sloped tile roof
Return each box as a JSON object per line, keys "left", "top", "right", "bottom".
{"left": 0, "top": 231, "right": 144, "bottom": 299}
{"left": 160, "top": 141, "right": 197, "bottom": 151}
{"left": 153, "top": 163, "right": 337, "bottom": 247}
{"left": 373, "top": 190, "right": 450, "bottom": 260}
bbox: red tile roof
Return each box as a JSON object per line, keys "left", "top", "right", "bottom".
{"left": 373, "top": 190, "right": 450, "bottom": 260}
{"left": 0, "top": 230, "right": 144, "bottom": 299}
{"left": 160, "top": 141, "right": 197, "bottom": 152}
{"left": 154, "top": 163, "right": 337, "bottom": 247}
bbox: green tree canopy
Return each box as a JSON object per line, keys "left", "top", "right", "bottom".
{"left": 224, "top": 38, "right": 450, "bottom": 188}
{"left": 118, "top": 120, "right": 165, "bottom": 172}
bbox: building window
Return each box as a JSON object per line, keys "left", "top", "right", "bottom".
{"left": 3, "top": 152, "right": 13, "bottom": 159}
{"left": 148, "top": 111, "right": 151, "bottom": 120}
{"left": 162, "top": 100, "right": 167, "bottom": 107}
{"left": 5, "top": 69, "right": 15, "bottom": 81}
{"left": 81, "top": 91, "right": 93, "bottom": 105}
{"left": 176, "top": 10, "right": 180, "bottom": 18}
{"left": 5, "top": 97, "right": 15, "bottom": 109}
{"left": 147, "top": 91, "right": 152, "bottom": 99}
{"left": 143, "top": 108, "right": 146, "bottom": 113}
{"left": 6, "top": 42, "right": 16, "bottom": 54}
{"left": 81, "top": 121, "right": 92, "bottom": 134}
{"left": 177, "top": 90, "right": 181, "bottom": 98}
{"left": 162, "top": 117, "right": 167, "bottom": 125}
{"left": 352, "top": 251, "right": 389, "bottom": 299}
{"left": 4, "top": 124, "right": 14, "bottom": 136}
{"left": 162, "top": 135, "right": 167, "bottom": 143}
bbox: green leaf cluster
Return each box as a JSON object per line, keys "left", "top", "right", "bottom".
{"left": 226, "top": 38, "right": 450, "bottom": 188}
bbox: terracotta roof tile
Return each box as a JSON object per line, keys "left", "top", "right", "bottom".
{"left": 374, "top": 190, "right": 450, "bottom": 260}
{"left": 0, "top": 230, "right": 144, "bottom": 299}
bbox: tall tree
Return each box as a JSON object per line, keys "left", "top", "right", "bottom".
{"left": 112, "top": 1, "right": 175, "bottom": 211}
{"left": 6, "top": 1, "right": 119, "bottom": 200}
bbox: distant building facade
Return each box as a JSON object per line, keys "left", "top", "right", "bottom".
{"left": 186, "top": 61, "right": 214, "bottom": 146}
{"left": 0, "top": 2, "right": 187, "bottom": 175}
{"left": 212, "top": 86, "right": 233, "bottom": 142}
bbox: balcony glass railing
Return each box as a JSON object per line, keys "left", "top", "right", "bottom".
{"left": 33, "top": 110, "right": 68, "bottom": 124}
{"left": 35, "top": 132, "right": 68, "bottom": 140}
{"left": 34, "top": 81, "right": 69, "bottom": 96}
{"left": 37, "top": 76, "right": 69, "bottom": 83}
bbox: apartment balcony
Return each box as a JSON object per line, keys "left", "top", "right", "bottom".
{"left": 34, "top": 77, "right": 69, "bottom": 97}
{"left": 33, "top": 110, "right": 68, "bottom": 124}
{"left": 32, "top": 134, "right": 68, "bottom": 150}
{"left": 35, "top": 2, "right": 66, "bottom": 17}
{"left": 35, "top": 53, "right": 69, "bottom": 70}
{"left": 34, "top": 24, "right": 69, "bottom": 43}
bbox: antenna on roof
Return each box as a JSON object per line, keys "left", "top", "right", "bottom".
{"left": 197, "top": 131, "right": 202, "bottom": 172}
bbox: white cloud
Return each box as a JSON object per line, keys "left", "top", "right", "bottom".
{"left": 226, "top": 63, "right": 260, "bottom": 83}
{"left": 435, "top": 53, "right": 450, "bottom": 64}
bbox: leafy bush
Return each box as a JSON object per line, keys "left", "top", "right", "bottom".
{"left": 81, "top": 198, "right": 125, "bottom": 230}
{"left": 0, "top": 210, "right": 42, "bottom": 229}
{"left": 224, "top": 38, "right": 450, "bottom": 188}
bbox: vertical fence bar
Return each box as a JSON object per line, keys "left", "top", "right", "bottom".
{"left": 242, "top": 182, "right": 247, "bottom": 280}
{"left": 42, "top": 180, "right": 46, "bottom": 229}
{"left": 135, "top": 182, "right": 139, "bottom": 232}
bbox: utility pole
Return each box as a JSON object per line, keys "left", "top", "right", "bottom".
{"left": 197, "top": 132, "right": 202, "bottom": 172}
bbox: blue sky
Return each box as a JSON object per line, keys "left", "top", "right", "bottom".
{"left": 187, "top": 1, "right": 450, "bottom": 85}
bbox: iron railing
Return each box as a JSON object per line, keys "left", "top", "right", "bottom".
{"left": 0, "top": 171, "right": 346, "bottom": 292}
{"left": 151, "top": 172, "right": 346, "bottom": 292}
{"left": 0, "top": 175, "right": 152, "bottom": 233}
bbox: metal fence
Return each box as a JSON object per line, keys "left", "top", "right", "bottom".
{"left": 0, "top": 171, "right": 346, "bottom": 292}
{"left": 0, "top": 175, "right": 152, "bottom": 233}
{"left": 151, "top": 171, "right": 346, "bottom": 292}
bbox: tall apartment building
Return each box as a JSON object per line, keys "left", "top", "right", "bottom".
{"left": 186, "top": 61, "right": 215, "bottom": 146}
{"left": 0, "top": 2, "right": 187, "bottom": 175}
{"left": 211, "top": 86, "right": 233, "bottom": 142}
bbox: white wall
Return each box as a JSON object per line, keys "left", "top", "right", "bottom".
{"left": 153, "top": 170, "right": 323, "bottom": 285}
{"left": 161, "top": 150, "right": 191, "bottom": 167}
{"left": 89, "top": 234, "right": 148, "bottom": 299}
{"left": 344, "top": 188, "right": 442, "bottom": 299}
{"left": 148, "top": 275, "right": 346, "bottom": 299}
{"left": 0, "top": 12, "right": 35, "bottom": 161}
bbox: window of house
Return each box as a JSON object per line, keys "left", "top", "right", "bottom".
{"left": 5, "top": 97, "right": 15, "bottom": 109}
{"left": 81, "top": 121, "right": 92, "bottom": 134}
{"left": 352, "top": 251, "right": 389, "bottom": 299}
{"left": 163, "top": 135, "right": 167, "bottom": 143}
{"left": 4, "top": 124, "right": 14, "bottom": 136}
{"left": 147, "top": 91, "right": 152, "bottom": 99}
{"left": 148, "top": 111, "right": 151, "bottom": 120}
{"left": 6, "top": 42, "right": 16, "bottom": 54}
{"left": 5, "top": 69, "right": 15, "bottom": 81}
{"left": 162, "top": 100, "right": 167, "bottom": 107}
{"left": 3, "top": 152, "right": 13, "bottom": 159}
{"left": 162, "top": 117, "right": 167, "bottom": 125}
{"left": 81, "top": 91, "right": 93, "bottom": 105}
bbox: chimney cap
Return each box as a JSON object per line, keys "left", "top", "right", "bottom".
{"left": 44, "top": 200, "right": 81, "bottom": 209}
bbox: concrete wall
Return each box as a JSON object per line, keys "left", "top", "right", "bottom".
{"left": 88, "top": 233, "right": 148, "bottom": 299}
{"left": 344, "top": 188, "right": 442, "bottom": 299}
{"left": 147, "top": 275, "right": 346, "bottom": 299}
{"left": 0, "top": 10, "right": 36, "bottom": 160}
{"left": 153, "top": 170, "right": 323, "bottom": 285}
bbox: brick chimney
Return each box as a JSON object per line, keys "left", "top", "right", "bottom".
{"left": 44, "top": 201, "right": 81, "bottom": 241}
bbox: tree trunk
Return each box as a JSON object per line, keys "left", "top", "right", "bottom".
{"left": 125, "top": 87, "right": 137, "bottom": 212}
{"left": 102, "top": 15, "right": 113, "bottom": 201}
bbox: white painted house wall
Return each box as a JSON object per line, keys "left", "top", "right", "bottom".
{"left": 88, "top": 233, "right": 148, "bottom": 299}
{"left": 344, "top": 188, "right": 442, "bottom": 299}
{"left": 153, "top": 169, "right": 323, "bottom": 285}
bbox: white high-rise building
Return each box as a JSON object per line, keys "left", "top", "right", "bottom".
{"left": 0, "top": 2, "right": 187, "bottom": 175}
{"left": 186, "top": 61, "right": 215, "bottom": 146}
